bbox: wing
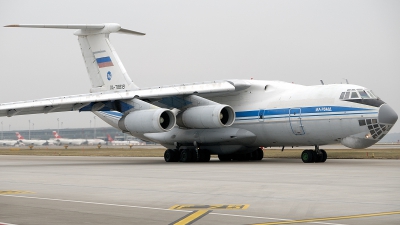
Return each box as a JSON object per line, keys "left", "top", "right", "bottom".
{"left": 0, "top": 80, "right": 245, "bottom": 117}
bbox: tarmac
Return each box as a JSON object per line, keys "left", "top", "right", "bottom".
{"left": 0, "top": 156, "right": 399, "bottom": 225}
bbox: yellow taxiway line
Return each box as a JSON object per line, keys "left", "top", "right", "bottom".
{"left": 0, "top": 190, "right": 34, "bottom": 195}
{"left": 170, "top": 210, "right": 212, "bottom": 225}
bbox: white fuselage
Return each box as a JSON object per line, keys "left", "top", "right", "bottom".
{"left": 95, "top": 80, "right": 394, "bottom": 154}
{"left": 0, "top": 140, "right": 19, "bottom": 146}
{"left": 86, "top": 139, "right": 106, "bottom": 145}
{"left": 54, "top": 138, "right": 86, "bottom": 146}
{"left": 19, "top": 139, "right": 50, "bottom": 146}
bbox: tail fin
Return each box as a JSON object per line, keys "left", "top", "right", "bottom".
{"left": 5, "top": 23, "right": 145, "bottom": 92}
{"left": 107, "top": 134, "right": 113, "bottom": 142}
{"left": 53, "top": 131, "right": 61, "bottom": 139}
{"left": 15, "top": 132, "right": 24, "bottom": 140}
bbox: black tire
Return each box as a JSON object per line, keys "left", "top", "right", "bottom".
{"left": 301, "top": 150, "right": 314, "bottom": 163}
{"left": 180, "top": 149, "right": 193, "bottom": 162}
{"left": 198, "top": 149, "right": 211, "bottom": 162}
{"left": 164, "top": 149, "right": 178, "bottom": 162}
{"left": 320, "top": 149, "right": 327, "bottom": 162}
{"left": 251, "top": 149, "right": 259, "bottom": 160}
{"left": 234, "top": 153, "right": 251, "bottom": 161}
{"left": 253, "top": 148, "right": 264, "bottom": 160}
{"left": 313, "top": 151, "right": 321, "bottom": 163}
{"left": 218, "top": 154, "right": 231, "bottom": 162}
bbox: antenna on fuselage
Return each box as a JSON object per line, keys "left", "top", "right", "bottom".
{"left": 320, "top": 80, "right": 324, "bottom": 85}
{"left": 342, "top": 78, "right": 349, "bottom": 84}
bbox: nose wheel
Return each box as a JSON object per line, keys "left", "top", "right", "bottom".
{"left": 301, "top": 147, "right": 327, "bottom": 163}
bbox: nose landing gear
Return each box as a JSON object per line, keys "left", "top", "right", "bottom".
{"left": 301, "top": 146, "right": 327, "bottom": 163}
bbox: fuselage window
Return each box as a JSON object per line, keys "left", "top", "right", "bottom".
{"left": 358, "top": 90, "right": 370, "bottom": 99}
{"left": 344, "top": 92, "right": 350, "bottom": 99}
{"left": 339, "top": 92, "right": 345, "bottom": 99}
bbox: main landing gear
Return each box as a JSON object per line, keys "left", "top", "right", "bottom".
{"left": 163, "top": 147, "right": 264, "bottom": 162}
{"left": 164, "top": 148, "right": 211, "bottom": 162}
{"left": 218, "top": 147, "right": 264, "bottom": 162}
{"left": 301, "top": 146, "right": 327, "bottom": 163}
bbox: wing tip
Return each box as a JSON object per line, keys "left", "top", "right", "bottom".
{"left": 4, "top": 24, "right": 19, "bottom": 27}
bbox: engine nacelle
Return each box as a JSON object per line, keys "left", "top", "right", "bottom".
{"left": 176, "top": 105, "right": 235, "bottom": 129}
{"left": 118, "top": 109, "right": 176, "bottom": 133}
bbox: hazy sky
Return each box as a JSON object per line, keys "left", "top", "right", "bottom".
{"left": 0, "top": 0, "right": 399, "bottom": 132}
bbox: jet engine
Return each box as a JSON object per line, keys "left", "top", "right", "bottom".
{"left": 176, "top": 105, "right": 235, "bottom": 129}
{"left": 118, "top": 109, "right": 176, "bottom": 133}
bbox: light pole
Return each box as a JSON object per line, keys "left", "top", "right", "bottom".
{"left": 61, "top": 122, "right": 63, "bottom": 135}
{"left": 28, "top": 120, "right": 31, "bottom": 140}
{"left": 93, "top": 116, "right": 96, "bottom": 139}
{"left": 57, "top": 118, "right": 60, "bottom": 134}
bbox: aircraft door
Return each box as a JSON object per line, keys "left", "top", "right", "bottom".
{"left": 258, "top": 109, "right": 265, "bottom": 122}
{"left": 289, "top": 108, "right": 305, "bottom": 135}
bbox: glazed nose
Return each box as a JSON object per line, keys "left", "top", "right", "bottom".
{"left": 378, "top": 104, "right": 398, "bottom": 124}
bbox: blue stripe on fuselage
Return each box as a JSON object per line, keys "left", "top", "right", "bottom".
{"left": 236, "top": 106, "right": 375, "bottom": 119}
{"left": 98, "top": 105, "right": 376, "bottom": 122}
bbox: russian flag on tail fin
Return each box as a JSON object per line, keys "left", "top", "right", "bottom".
{"left": 96, "top": 56, "right": 114, "bottom": 68}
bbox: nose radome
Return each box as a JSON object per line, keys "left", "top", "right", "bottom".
{"left": 378, "top": 104, "right": 398, "bottom": 124}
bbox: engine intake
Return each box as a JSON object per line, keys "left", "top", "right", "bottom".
{"left": 118, "top": 109, "right": 176, "bottom": 133}
{"left": 177, "top": 105, "right": 235, "bottom": 129}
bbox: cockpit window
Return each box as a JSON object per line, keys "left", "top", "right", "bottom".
{"left": 358, "top": 90, "right": 370, "bottom": 99}
{"left": 367, "top": 90, "right": 377, "bottom": 98}
{"left": 351, "top": 92, "right": 359, "bottom": 99}
{"left": 339, "top": 89, "right": 378, "bottom": 100}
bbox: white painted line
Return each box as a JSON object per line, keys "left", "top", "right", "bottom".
{"left": 211, "top": 213, "right": 347, "bottom": 225}
{"left": 0, "top": 194, "right": 190, "bottom": 212}
{"left": 1, "top": 195, "right": 346, "bottom": 225}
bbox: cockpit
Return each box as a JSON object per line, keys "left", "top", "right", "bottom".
{"left": 339, "top": 89, "right": 385, "bottom": 107}
{"left": 339, "top": 89, "right": 378, "bottom": 100}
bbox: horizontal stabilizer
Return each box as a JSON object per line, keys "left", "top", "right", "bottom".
{"left": 4, "top": 23, "right": 145, "bottom": 36}
{"left": 4, "top": 24, "right": 105, "bottom": 29}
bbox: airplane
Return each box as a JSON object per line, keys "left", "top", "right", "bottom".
{"left": 107, "top": 134, "right": 141, "bottom": 146}
{"left": 52, "top": 131, "right": 86, "bottom": 146}
{"left": 1, "top": 23, "right": 398, "bottom": 163}
{"left": 15, "top": 132, "right": 50, "bottom": 146}
{"left": 86, "top": 136, "right": 106, "bottom": 146}
{"left": 0, "top": 139, "right": 19, "bottom": 146}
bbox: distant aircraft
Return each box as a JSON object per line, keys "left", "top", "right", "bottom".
{"left": 0, "top": 139, "right": 19, "bottom": 146}
{"left": 52, "top": 131, "right": 86, "bottom": 146}
{"left": 86, "top": 137, "right": 106, "bottom": 146}
{"left": 107, "top": 134, "right": 141, "bottom": 146}
{"left": 1, "top": 23, "right": 398, "bottom": 163}
{"left": 15, "top": 132, "right": 50, "bottom": 146}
